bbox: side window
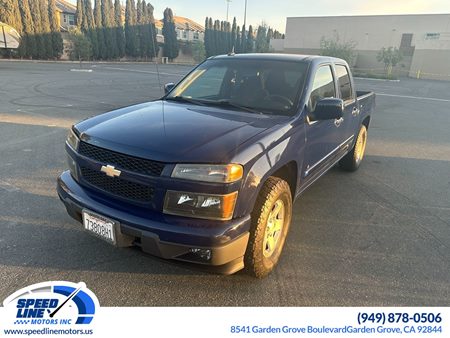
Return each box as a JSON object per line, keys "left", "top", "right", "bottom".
{"left": 335, "top": 65, "right": 354, "bottom": 102}
{"left": 310, "top": 65, "right": 335, "bottom": 111}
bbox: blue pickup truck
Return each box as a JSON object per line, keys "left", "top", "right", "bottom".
{"left": 57, "top": 54, "right": 375, "bottom": 277}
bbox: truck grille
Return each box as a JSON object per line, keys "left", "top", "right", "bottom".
{"left": 78, "top": 141, "right": 165, "bottom": 176}
{"left": 80, "top": 166, "right": 154, "bottom": 203}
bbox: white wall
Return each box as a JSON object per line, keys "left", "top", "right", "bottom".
{"left": 284, "top": 14, "right": 450, "bottom": 51}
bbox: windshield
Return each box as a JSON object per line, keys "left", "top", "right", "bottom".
{"left": 166, "top": 58, "right": 309, "bottom": 116}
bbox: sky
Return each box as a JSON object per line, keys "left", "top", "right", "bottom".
{"left": 71, "top": 0, "right": 450, "bottom": 32}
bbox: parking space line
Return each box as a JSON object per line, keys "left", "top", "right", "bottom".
{"left": 377, "top": 93, "right": 450, "bottom": 103}
{"left": 101, "top": 66, "right": 185, "bottom": 76}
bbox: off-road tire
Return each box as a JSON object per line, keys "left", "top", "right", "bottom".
{"left": 339, "top": 124, "right": 368, "bottom": 172}
{"left": 244, "top": 177, "right": 292, "bottom": 278}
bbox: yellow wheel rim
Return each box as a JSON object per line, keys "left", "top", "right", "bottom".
{"left": 263, "top": 199, "right": 285, "bottom": 258}
{"left": 355, "top": 126, "right": 367, "bottom": 165}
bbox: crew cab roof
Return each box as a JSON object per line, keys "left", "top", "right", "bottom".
{"left": 209, "top": 53, "right": 346, "bottom": 65}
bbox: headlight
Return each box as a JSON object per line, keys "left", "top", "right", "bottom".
{"left": 66, "top": 128, "right": 79, "bottom": 151}
{"left": 172, "top": 164, "right": 243, "bottom": 183}
{"left": 163, "top": 190, "right": 238, "bottom": 220}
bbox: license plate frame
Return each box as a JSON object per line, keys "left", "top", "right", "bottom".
{"left": 82, "top": 209, "right": 117, "bottom": 245}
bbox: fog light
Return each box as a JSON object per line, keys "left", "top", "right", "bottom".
{"left": 67, "top": 154, "right": 78, "bottom": 181}
{"left": 189, "top": 248, "right": 212, "bottom": 261}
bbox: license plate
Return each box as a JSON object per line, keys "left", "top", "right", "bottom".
{"left": 82, "top": 210, "right": 117, "bottom": 245}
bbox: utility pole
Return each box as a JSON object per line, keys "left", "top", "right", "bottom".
{"left": 244, "top": 0, "right": 247, "bottom": 27}
{"left": 226, "top": 0, "right": 232, "bottom": 22}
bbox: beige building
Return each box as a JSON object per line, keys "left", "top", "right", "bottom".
{"left": 155, "top": 16, "right": 205, "bottom": 42}
{"left": 55, "top": 0, "right": 77, "bottom": 31}
{"left": 281, "top": 14, "right": 450, "bottom": 80}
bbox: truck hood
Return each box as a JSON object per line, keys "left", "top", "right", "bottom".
{"left": 75, "top": 101, "right": 288, "bottom": 163}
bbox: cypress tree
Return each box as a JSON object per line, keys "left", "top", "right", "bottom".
{"left": 147, "top": 2, "right": 158, "bottom": 59}
{"left": 76, "top": 0, "right": 84, "bottom": 29}
{"left": 235, "top": 26, "right": 241, "bottom": 53}
{"left": 18, "top": 0, "right": 35, "bottom": 58}
{"left": 240, "top": 24, "right": 246, "bottom": 53}
{"left": 162, "top": 7, "right": 178, "bottom": 61}
{"left": 231, "top": 17, "right": 236, "bottom": 52}
{"left": 0, "top": 0, "right": 23, "bottom": 34}
{"left": 101, "top": 0, "right": 116, "bottom": 58}
{"left": 136, "top": 0, "right": 143, "bottom": 57}
{"left": 39, "top": 0, "right": 53, "bottom": 58}
{"left": 94, "top": 0, "right": 106, "bottom": 58}
{"left": 48, "top": 0, "right": 63, "bottom": 58}
{"left": 208, "top": 17, "right": 215, "bottom": 56}
{"left": 83, "top": 0, "right": 98, "bottom": 59}
{"left": 204, "top": 17, "right": 210, "bottom": 57}
{"left": 29, "top": 0, "right": 43, "bottom": 59}
{"left": 246, "top": 25, "right": 254, "bottom": 53}
{"left": 125, "top": 0, "right": 136, "bottom": 56}
{"left": 213, "top": 20, "right": 220, "bottom": 55}
{"left": 114, "top": 0, "right": 125, "bottom": 58}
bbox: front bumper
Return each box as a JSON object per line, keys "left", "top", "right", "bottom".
{"left": 57, "top": 171, "right": 250, "bottom": 275}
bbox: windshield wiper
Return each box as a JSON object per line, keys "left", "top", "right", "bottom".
{"left": 165, "top": 96, "right": 207, "bottom": 106}
{"left": 211, "top": 100, "right": 265, "bottom": 115}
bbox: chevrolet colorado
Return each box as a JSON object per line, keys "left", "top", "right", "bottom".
{"left": 57, "top": 54, "right": 375, "bottom": 277}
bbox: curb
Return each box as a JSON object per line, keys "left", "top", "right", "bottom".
{"left": 354, "top": 77, "right": 400, "bottom": 82}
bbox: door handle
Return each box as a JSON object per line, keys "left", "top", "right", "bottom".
{"left": 352, "top": 107, "right": 360, "bottom": 116}
{"left": 334, "top": 117, "right": 344, "bottom": 127}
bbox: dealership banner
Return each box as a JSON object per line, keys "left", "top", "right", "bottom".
{"left": 1, "top": 281, "right": 448, "bottom": 337}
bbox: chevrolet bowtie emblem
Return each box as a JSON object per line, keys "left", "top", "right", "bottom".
{"left": 101, "top": 165, "right": 121, "bottom": 178}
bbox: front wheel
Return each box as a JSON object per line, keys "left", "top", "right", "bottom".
{"left": 244, "top": 177, "right": 292, "bottom": 278}
{"left": 339, "top": 124, "right": 368, "bottom": 172}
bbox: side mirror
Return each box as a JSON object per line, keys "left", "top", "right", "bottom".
{"left": 164, "top": 83, "right": 175, "bottom": 94}
{"left": 309, "top": 98, "right": 344, "bottom": 121}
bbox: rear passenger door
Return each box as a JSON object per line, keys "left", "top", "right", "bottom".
{"left": 334, "top": 64, "right": 359, "bottom": 144}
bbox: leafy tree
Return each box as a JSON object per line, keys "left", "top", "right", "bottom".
{"left": 377, "top": 47, "right": 403, "bottom": 77}
{"left": 114, "top": 0, "right": 125, "bottom": 57}
{"left": 76, "top": 0, "right": 84, "bottom": 29}
{"left": 48, "top": 0, "right": 63, "bottom": 58}
{"left": 246, "top": 25, "right": 254, "bottom": 53}
{"left": 68, "top": 29, "right": 92, "bottom": 63}
{"left": 320, "top": 34, "right": 356, "bottom": 66}
{"left": 255, "top": 24, "right": 269, "bottom": 53}
{"left": 0, "top": 0, "right": 23, "bottom": 34}
{"left": 18, "top": 0, "right": 35, "bottom": 58}
{"left": 162, "top": 7, "right": 178, "bottom": 60}
{"left": 191, "top": 41, "right": 205, "bottom": 63}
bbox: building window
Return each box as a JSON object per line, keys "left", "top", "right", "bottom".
{"left": 63, "top": 14, "right": 67, "bottom": 23}
{"left": 68, "top": 15, "right": 75, "bottom": 26}
{"left": 193, "top": 32, "right": 199, "bottom": 40}
{"left": 425, "top": 33, "right": 440, "bottom": 40}
{"left": 183, "top": 30, "right": 187, "bottom": 39}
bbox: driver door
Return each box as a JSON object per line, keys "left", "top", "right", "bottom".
{"left": 303, "top": 65, "right": 338, "bottom": 181}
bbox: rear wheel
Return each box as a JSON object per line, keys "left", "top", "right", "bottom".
{"left": 245, "top": 177, "right": 292, "bottom": 278}
{"left": 339, "top": 124, "right": 368, "bottom": 171}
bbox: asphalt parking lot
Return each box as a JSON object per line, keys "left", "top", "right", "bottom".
{"left": 0, "top": 60, "right": 449, "bottom": 306}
